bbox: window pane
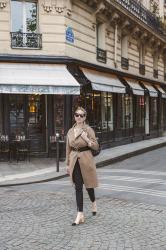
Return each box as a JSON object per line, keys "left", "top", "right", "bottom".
{"left": 93, "top": 92, "right": 101, "bottom": 130}
{"left": 11, "top": 1, "right": 23, "bottom": 32}
{"left": 101, "top": 92, "right": 113, "bottom": 131}
{"left": 135, "top": 96, "right": 145, "bottom": 128}
{"left": 9, "top": 95, "right": 25, "bottom": 136}
{"left": 54, "top": 95, "right": 64, "bottom": 136}
{"left": 26, "top": 2, "right": 37, "bottom": 32}
{"left": 151, "top": 98, "right": 157, "bottom": 127}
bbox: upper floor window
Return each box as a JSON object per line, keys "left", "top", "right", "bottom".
{"left": 96, "top": 21, "right": 106, "bottom": 63}
{"left": 11, "top": 0, "right": 42, "bottom": 49}
{"left": 153, "top": 52, "right": 158, "bottom": 78}
{"left": 11, "top": 0, "right": 37, "bottom": 33}
{"left": 139, "top": 43, "right": 145, "bottom": 75}
{"left": 121, "top": 35, "right": 129, "bottom": 70}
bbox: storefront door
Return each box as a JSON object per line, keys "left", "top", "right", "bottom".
{"left": 27, "top": 94, "right": 46, "bottom": 152}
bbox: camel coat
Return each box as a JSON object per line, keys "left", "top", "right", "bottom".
{"left": 66, "top": 123, "right": 99, "bottom": 188}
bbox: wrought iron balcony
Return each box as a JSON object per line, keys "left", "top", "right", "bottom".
{"left": 121, "top": 57, "right": 129, "bottom": 70}
{"left": 96, "top": 47, "right": 107, "bottom": 63}
{"left": 11, "top": 32, "right": 42, "bottom": 49}
{"left": 139, "top": 64, "right": 145, "bottom": 75}
{"left": 153, "top": 69, "right": 158, "bottom": 78}
{"left": 115, "top": 0, "right": 165, "bottom": 37}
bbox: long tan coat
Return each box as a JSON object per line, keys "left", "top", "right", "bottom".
{"left": 66, "top": 123, "right": 99, "bottom": 188}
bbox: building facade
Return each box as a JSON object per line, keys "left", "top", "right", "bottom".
{"left": 0, "top": 0, "right": 166, "bottom": 157}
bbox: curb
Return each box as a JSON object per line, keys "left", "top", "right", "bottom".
{"left": 0, "top": 141, "right": 166, "bottom": 187}
{"left": 96, "top": 141, "right": 166, "bottom": 168}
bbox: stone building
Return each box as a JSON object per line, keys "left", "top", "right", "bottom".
{"left": 0, "top": 0, "right": 166, "bottom": 157}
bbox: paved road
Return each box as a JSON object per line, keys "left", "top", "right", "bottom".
{"left": 1, "top": 147, "right": 166, "bottom": 250}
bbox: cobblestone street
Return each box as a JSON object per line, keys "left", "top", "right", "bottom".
{"left": 1, "top": 187, "right": 166, "bottom": 250}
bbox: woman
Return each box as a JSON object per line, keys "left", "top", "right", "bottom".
{"left": 66, "top": 107, "right": 99, "bottom": 226}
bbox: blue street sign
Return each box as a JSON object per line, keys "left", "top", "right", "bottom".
{"left": 66, "top": 27, "right": 74, "bottom": 43}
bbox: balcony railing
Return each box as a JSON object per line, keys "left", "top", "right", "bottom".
{"left": 153, "top": 69, "right": 158, "bottom": 78}
{"left": 139, "top": 64, "right": 145, "bottom": 75}
{"left": 96, "top": 47, "right": 107, "bottom": 63}
{"left": 11, "top": 32, "right": 42, "bottom": 49}
{"left": 121, "top": 57, "right": 129, "bottom": 70}
{"left": 115, "top": 0, "right": 165, "bottom": 37}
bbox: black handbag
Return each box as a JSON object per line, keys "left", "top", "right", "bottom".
{"left": 91, "top": 137, "right": 101, "bottom": 157}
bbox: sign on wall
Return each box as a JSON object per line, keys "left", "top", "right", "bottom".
{"left": 66, "top": 26, "right": 74, "bottom": 43}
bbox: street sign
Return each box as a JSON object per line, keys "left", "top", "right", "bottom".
{"left": 66, "top": 27, "right": 74, "bottom": 43}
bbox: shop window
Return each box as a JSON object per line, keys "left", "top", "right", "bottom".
{"left": 135, "top": 96, "right": 145, "bottom": 128}
{"left": 101, "top": 92, "right": 113, "bottom": 131}
{"left": 54, "top": 95, "right": 64, "bottom": 138}
{"left": 163, "top": 100, "right": 166, "bottom": 130}
{"left": 72, "top": 90, "right": 115, "bottom": 142}
{"left": 72, "top": 94, "right": 85, "bottom": 115}
{"left": 11, "top": 0, "right": 42, "bottom": 49}
{"left": 84, "top": 92, "right": 101, "bottom": 131}
{"left": 150, "top": 97, "right": 157, "bottom": 128}
{"left": 122, "top": 94, "right": 133, "bottom": 129}
{"left": 9, "top": 95, "right": 25, "bottom": 136}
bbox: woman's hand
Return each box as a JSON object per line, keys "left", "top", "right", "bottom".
{"left": 81, "top": 131, "right": 95, "bottom": 147}
{"left": 66, "top": 166, "right": 70, "bottom": 175}
{"left": 81, "top": 131, "right": 89, "bottom": 143}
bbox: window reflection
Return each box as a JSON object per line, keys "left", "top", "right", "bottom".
{"left": 72, "top": 90, "right": 113, "bottom": 141}
{"left": 11, "top": 1, "right": 23, "bottom": 32}
{"left": 101, "top": 92, "right": 113, "bottom": 131}
{"left": 54, "top": 95, "right": 64, "bottom": 137}
{"left": 11, "top": 0, "right": 37, "bottom": 33}
{"left": 26, "top": 2, "right": 37, "bottom": 32}
{"left": 122, "top": 94, "right": 133, "bottom": 129}
{"left": 150, "top": 97, "right": 157, "bottom": 127}
{"left": 9, "top": 95, "right": 25, "bottom": 136}
{"left": 135, "top": 96, "right": 144, "bottom": 128}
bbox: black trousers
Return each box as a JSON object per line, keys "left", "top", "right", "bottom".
{"left": 72, "top": 159, "right": 95, "bottom": 212}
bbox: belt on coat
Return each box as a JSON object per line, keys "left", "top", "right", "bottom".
{"left": 71, "top": 146, "right": 90, "bottom": 152}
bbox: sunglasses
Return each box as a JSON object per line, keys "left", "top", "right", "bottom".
{"left": 74, "top": 113, "right": 85, "bottom": 118}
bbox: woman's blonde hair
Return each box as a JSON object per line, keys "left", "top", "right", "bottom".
{"left": 75, "top": 106, "right": 87, "bottom": 116}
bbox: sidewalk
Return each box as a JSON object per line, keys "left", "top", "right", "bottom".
{"left": 0, "top": 136, "right": 166, "bottom": 187}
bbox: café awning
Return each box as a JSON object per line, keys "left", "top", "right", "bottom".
{"left": 80, "top": 68, "right": 126, "bottom": 93}
{"left": 125, "top": 79, "right": 144, "bottom": 95}
{"left": 155, "top": 85, "right": 166, "bottom": 98}
{"left": 0, "top": 63, "right": 80, "bottom": 95}
{"left": 142, "top": 82, "right": 158, "bottom": 97}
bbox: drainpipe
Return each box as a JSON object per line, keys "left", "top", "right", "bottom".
{"left": 114, "top": 23, "right": 118, "bottom": 68}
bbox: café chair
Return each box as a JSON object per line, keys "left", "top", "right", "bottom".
{"left": 16, "top": 139, "right": 31, "bottom": 162}
{"left": 0, "top": 136, "right": 11, "bottom": 161}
